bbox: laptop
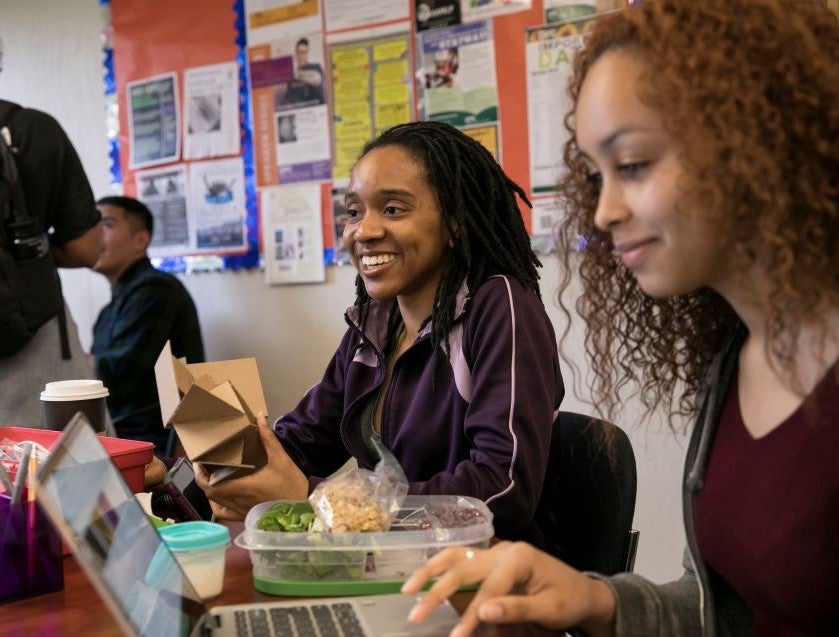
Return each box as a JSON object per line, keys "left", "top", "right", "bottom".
{"left": 34, "top": 415, "right": 461, "bottom": 637}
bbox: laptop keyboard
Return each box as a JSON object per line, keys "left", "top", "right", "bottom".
{"left": 233, "top": 603, "right": 367, "bottom": 637}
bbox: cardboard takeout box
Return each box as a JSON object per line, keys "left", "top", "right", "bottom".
{"left": 154, "top": 341, "right": 267, "bottom": 484}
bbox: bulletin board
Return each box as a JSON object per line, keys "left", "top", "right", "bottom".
{"left": 106, "top": 0, "right": 258, "bottom": 272}
{"left": 104, "top": 0, "right": 624, "bottom": 280}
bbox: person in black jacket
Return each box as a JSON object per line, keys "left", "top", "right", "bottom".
{"left": 0, "top": 43, "right": 103, "bottom": 428}
{"left": 91, "top": 196, "right": 204, "bottom": 453}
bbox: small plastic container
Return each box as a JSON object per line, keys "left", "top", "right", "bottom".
{"left": 159, "top": 521, "right": 230, "bottom": 600}
{"left": 236, "top": 495, "right": 493, "bottom": 596}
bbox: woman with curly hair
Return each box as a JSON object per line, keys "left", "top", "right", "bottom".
{"left": 404, "top": 0, "right": 839, "bottom": 635}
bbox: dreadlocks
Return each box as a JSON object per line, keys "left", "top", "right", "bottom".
{"left": 350, "top": 120, "right": 541, "bottom": 356}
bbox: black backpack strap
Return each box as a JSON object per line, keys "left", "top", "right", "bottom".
{"left": 56, "top": 275, "right": 71, "bottom": 360}
{"left": 0, "top": 100, "right": 29, "bottom": 225}
{"left": 1, "top": 100, "right": 71, "bottom": 360}
{"left": 0, "top": 100, "right": 22, "bottom": 128}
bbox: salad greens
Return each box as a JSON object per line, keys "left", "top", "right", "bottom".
{"left": 256, "top": 501, "right": 316, "bottom": 532}
{"left": 255, "top": 501, "right": 365, "bottom": 580}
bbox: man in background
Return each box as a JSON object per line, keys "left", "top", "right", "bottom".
{"left": 0, "top": 41, "right": 103, "bottom": 428}
{"left": 91, "top": 195, "right": 204, "bottom": 453}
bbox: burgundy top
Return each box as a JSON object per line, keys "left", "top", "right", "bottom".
{"left": 695, "top": 364, "right": 839, "bottom": 635}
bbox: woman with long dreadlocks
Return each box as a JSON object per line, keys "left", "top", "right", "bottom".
{"left": 195, "top": 120, "right": 564, "bottom": 542}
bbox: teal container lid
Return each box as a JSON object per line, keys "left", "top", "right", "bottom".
{"left": 159, "top": 521, "right": 230, "bottom": 552}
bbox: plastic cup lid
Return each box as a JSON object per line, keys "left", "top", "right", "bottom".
{"left": 40, "top": 379, "right": 109, "bottom": 401}
{"left": 159, "top": 521, "right": 230, "bottom": 552}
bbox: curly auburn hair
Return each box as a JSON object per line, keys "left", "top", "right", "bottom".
{"left": 351, "top": 120, "right": 541, "bottom": 357}
{"left": 556, "top": 0, "right": 839, "bottom": 426}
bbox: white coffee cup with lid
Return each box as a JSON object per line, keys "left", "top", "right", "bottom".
{"left": 40, "top": 379, "right": 109, "bottom": 432}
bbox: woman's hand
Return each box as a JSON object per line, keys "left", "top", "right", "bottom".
{"left": 401, "top": 542, "right": 617, "bottom": 637}
{"left": 193, "top": 413, "right": 308, "bottom": 520}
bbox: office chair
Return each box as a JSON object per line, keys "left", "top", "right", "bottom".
{"left": 532, "top": 411, "right": 639, "bottom": 575}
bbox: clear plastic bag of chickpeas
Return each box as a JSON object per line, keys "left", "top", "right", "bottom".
{"left": 308, "top": 445, "right": 408, "bottom": 533}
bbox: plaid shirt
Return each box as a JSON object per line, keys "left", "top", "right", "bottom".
{"left": 92, "top": 257, "right": 204, "bottom": 451}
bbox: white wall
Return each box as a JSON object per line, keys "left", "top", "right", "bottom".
{"left": 0, "top": 0, "right": 688, "bottom": 583}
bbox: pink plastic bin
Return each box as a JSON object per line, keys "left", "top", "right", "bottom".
{"left": 0, "top": 426, "right": 154, "bottom": 494}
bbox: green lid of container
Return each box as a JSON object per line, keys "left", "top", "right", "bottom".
{"left": 159, "top": 521, "right": 229, "bottom": 552}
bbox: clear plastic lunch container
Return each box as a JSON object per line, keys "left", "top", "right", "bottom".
{"left": 234, "top": 495, "right": 493, "bottom": 596}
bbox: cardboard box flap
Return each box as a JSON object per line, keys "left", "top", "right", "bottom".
{"left": 199, "top": 426, "right": 268, "bottom": 470}
{"left": 195, "top": 431, "right": 246, "bottom": 467}
{"left": 210, "top": 381, "right": 250, "bottom": 417}
{"left": 231, "top": 385, "right": 256, "bottom": 422}
{"left": 171, "top": 382, "right": 244, "bottom": 423}
{"left": 173, "top": 358, "right": 195, "bottom": 394}
{"left": 241, "top": 424, "right": 268, "bottom": 467}
{"left": 154, "top": 342, "right": 193, "bottom": 426}
{"left": 190, "top": 372, "right": 219, "bottom": 393}
{"left": 185, "top": 358, "right": 267, "bottom": 415}
{"left": 175, "top": 415, "right": 250, "bottom": 460}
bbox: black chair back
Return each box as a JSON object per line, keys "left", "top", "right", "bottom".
{"left": 532, "top": 410, "right": 638, "bottom": 575}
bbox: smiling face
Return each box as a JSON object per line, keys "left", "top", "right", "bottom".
{"left": 343, "top": 145, "right": 452, "bottom": 317}
{"left": 576, "top": 49, "right": 732, "bottom": 299}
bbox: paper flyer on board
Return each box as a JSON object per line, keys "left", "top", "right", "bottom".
{"left": 183, "top": 61, "right": 241, "bottom": 160}
{"left": 246, "top": 0, "right": 320, "bottom": 40}
{"left": 323, "top": 0, "right": 410, "bottom": 33}
{"left": 461, "top": 0, "right": 531, "bottom": 22}
{"left": 530, "top": 196, "right": 563, "bottom": 255}
{"left": 261, "top": 184, "right": 325, "bottom": 284}
{"left": 329, "top": 33, "right": 412, "bottom": 179}
{"left": 127, "top": 72, "right": 180, "bottom": 169}
{"left": 544, "top": 0, "right": 596, "bottom": 22}
{"left": 418, "top": 21, "right": 499, "bottom": 127}
{"left": 189, "top": 157, "right": 248, "bottom": 253}
{"left": 135, "top": 164, "right": 192, "bottom": 258}
{"left": 525, "top": 18, "right": 590, "bottom": 193}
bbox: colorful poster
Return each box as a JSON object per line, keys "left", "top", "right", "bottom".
{"left": 189, "top": 157, "right": 248, "bottom": 253}
{"left": 127, "top": 73, "right": 180, "bottom": 169}
{"left": 248, "top": 34, "right": 332, "bottom": 185}
{"left": 525, "top": 18, "right": 590, "bottom": 193}
{"left": 261, "top": 184, "right": 326, "bottom": 284}
{"left": 183, "top": 61, "right": 241, "bottom": 160}
{"left": 135, "top": 164, "right": 191, "bottom": 258}
{"left": 330, "top": 33, "right": 412, "bottom": 180}
{"left": 418, "top": 21, "right": 498, "bottom": 127}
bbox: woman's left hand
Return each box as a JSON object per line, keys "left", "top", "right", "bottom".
{"left": 193, "top": 413, "right": 308, "bottom": 520}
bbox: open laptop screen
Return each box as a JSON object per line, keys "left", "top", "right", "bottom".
{"left": 35, "top": 415, "right": 207, "bottom": 637}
